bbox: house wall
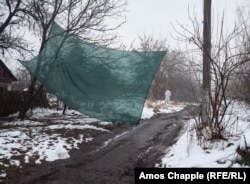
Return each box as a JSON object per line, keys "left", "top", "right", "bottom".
{"left": 0, "top": 65, "right": 4, "bottom": 80}
{"left": 0, "top": 61, "right": 17, "bottom": 84}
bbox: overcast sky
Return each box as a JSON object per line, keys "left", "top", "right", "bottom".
{"left": 117, "top": 0, "right": 248, "bottom": 49}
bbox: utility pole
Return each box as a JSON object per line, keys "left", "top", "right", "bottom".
{"left": 202, "top": 0, "right": 211, "bottom": 124}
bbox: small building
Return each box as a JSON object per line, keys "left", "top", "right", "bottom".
{"left": 0, "top": 59, "right": 19, "bottom": 117}
{"left": 0, "top": 59, "right": 17, "bottom": 91}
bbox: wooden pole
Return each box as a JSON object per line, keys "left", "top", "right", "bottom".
{"left": 202, "top": 0, "right": 212, "bottom": 124}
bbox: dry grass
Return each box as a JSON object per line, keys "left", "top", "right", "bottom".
{"left": 145, "top": 100, "right": 166, "bottom": 113}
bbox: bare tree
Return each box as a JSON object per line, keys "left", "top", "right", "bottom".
{"left": 230, "top": 4, "right": 250, "bottom": 104}
{"left": 18, "top": 0, "right": 127, "bottom": 119}
{"left": 174, "top": 7, "right": 250, "bottom": 142}
{"left": 134, "top": 35, "right": 169, "bottom": 100}
{"left": 135, "top": 34, "right": 198, "bottom": 102}
{"left": 0, "top": 0, "right": 30, "bottom": 57}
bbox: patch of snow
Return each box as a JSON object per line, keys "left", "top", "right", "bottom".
{"left": 98, "top": 121, "right": 113, "bottom": 126}
{"left": 141, "top": 107, "right": 154, "bottom": 119}
{"left": 141, "top": 100, "right": 186, "bottom": 119}
{"left": 9, "top": 160, "right": 20, "bottom": 167}
{"left": 159, "top": 101, "right": 250, "bottom": 168}
{"left": 239, "top": 129, "right": 250, "bottom": 149}
{"left": 46, "top": 124, "right": 109, "bottom": 132}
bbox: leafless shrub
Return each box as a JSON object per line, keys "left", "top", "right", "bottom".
{"left": 173, "top": 7, "right": 250, "bottom": 144}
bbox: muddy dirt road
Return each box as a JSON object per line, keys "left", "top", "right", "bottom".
{"left": 5, "top": 107, "right": 194, "bottom": 184}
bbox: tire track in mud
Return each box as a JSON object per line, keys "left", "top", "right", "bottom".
{"left": 5, "top": 106, "right": 195, "bottom": 184}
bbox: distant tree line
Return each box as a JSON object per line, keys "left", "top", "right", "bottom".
{"left": 135, "top": 34, "right": 200, "bottom": 102}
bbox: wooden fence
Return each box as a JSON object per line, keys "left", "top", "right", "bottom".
{"left": 0, "top": 89, "right": 49, "bottom": 117}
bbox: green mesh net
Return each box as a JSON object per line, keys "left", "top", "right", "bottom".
{"left": 20, "top": 22, "right": 166, "bottom": 125}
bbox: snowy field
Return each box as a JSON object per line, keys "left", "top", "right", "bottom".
{"left": 0, "top": 100, "right": 249, "bottom": 180}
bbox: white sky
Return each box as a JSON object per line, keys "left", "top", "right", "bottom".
{"left": 5, "top": 0, "right": 249, "bottom": 71}
{"left": 117, "top": 0, "right": 248, "bottom": 49}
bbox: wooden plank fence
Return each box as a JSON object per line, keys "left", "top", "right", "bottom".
{"left": 0, "top": 89, "right": 49, "bottom": 117}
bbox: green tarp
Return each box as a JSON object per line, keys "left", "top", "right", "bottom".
{"left": 20, "top": 22, "right": 166, "bottom": 124}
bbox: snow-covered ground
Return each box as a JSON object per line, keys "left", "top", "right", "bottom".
{"left": 157, "top": 101, "right": 250, "bottom": 168}
{"left": 0, "top": 108, "right": 113, "bottom": 179}
{"left": 0, "top": 100, "right": 249, "bottom": 180}
{"left": 143, "top": 100, "right": 250, "bottom": 168}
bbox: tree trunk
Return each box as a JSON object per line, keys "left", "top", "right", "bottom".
{"left": 18, "top": 76, "right": 43, "bottom": 120}
{"left": 62, "top": 104, "right": 67, "bottom": 115}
